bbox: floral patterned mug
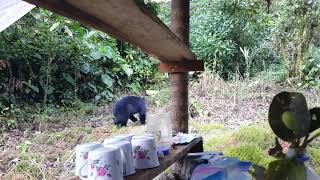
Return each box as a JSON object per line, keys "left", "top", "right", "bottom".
{"left": 132, "top": 136, "right": 160, "bottom": 169}
{"left": 80, "top": 146, "right": 123, "bottom": 180}
{"left": 104, "top": 141, "right": 136, "bottom": 176}
{"left": 75, "top": 143, "right": 103, "bottom": 177}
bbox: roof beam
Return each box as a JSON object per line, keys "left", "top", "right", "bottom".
{"left": 23, "top": 0, "right": 201, "bottom": 64}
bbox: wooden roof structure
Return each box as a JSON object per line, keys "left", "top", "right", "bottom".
{"left": 23, "top": 0, "right": 204, "bottom": 72}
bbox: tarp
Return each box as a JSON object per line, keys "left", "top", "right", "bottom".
{"left": 0, "top": 0, "right": 34, "bottom": 32}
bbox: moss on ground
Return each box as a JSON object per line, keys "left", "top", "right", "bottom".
{"left": 190, "top": 121, "right": 225, "bottom": 135}
{"left": 225, "top": 145, "right": 276, "bottom": 169}
{"left": 204, "top": 133, "right": 232, "bottom": 151}
{"left": 308, "top": 147, "right": 320, "bottom": 171}
{"left": 316, "top": 167, "right": 320, "bottom": 175}
{"left": 203, "top": 125, "right": 277, "bottom": 169}
{"left": 232, "top": 126, "right": 275, "bottom": 149}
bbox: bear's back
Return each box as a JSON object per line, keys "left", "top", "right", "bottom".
{"left": 113, "top": 96, "right": 145, "bottom": 115}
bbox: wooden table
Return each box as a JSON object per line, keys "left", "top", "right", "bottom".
{"left": 64, "top": 138, "right": 203, "bottom": 180}
{"left": 126, "top": 137, "right": 203, "bottom": 180}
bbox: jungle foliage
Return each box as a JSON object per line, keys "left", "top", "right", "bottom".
{"left": 0, "top": 9, "right": 159, "bottom": 113}
{"left": 159, "top": 0, "right": 320, "bottom": 80}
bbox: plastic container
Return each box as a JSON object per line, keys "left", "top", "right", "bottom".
{"left": 147, "top": 113, "right": 173, "bottom": 147}
{"left": 157, "top": 146, "right": 170, "bottom": 157}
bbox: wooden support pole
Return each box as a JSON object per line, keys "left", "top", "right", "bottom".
{"left": 170, "top": 1, "right": 190, "bottom": 179}
{"left": 170, "top": 0, "right": 190, "bottom": 134}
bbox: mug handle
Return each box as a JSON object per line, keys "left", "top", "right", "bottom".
{"left": 79, "top": 161, "right": 88, "bottom": 180}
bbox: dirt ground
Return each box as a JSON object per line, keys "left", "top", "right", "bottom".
{"left": 1, "top": 73, "right": 320, "bottom": 179}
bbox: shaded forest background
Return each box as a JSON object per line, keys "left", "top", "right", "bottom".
{"left": 0, "top": 0, "right": 320, "bottom": 130}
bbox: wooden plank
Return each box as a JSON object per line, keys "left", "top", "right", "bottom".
{"left": 159, "top": 60, "right": 204, "bottom": 73}
{"left": 125, "top": 138, "right": 203, "bottom": 180}
{"left": 23, "top": 0, "right": 197, "bottom": 62}
{"left": 62, "top": 138, "right": 203, "bottom": 180}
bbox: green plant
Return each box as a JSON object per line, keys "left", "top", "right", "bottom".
{"left": 266, "top": 91, "right": 320, "bottom": 177}
{"left": 17, "top": 141, "right": 31, "bottom": 154}
{"left": 274, "top": 0, "right": 320, "bottom": 78}
{"left": 0, "top": 7, "right": 162, "bottom": 128}
{"left": 190, "top": 0, "right": 276, "bottom": 79}
{"left": 301, "top": 47, "right": 320, "bottom": 88}
{"left": 309, "top": 147, "right": 320, "bottom": 167}
{"left": 14, "top": 153, "right": 47, "bottom": 179}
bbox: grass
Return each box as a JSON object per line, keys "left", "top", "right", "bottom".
{"left": 225, "top": 145, "right": 276, "bottom": 168}
{"left": 13, "top": 153, "right": 48, "bottom": 179}
{"left": 33, "top": 127, "right": 93, "bottom": 145}
{"left": 309, "top": 147, "right": 320, "bottom": 172}
{"left": 202, "top": 124, "right": 277, "bottom": 169}
{"left": 232, "top": 125, "right": 275, "bottom": 150}
{"left": 201, "top": 124, "right": 320, "bottom": 174}
{"left": 204, "top": 134, "right": 232, "bottom": 151}
{"left": 190, "top": 121, "right": 225, "bottom": 135}
{"left": 203, "top": 125, "right": 275, "bottom": 151}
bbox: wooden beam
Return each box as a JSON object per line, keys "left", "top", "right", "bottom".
{"left": 159, "top": 60, "right": 204, "bottom": 73}
{"left": 23, "top": 0, "right": 197, "bottom": 62}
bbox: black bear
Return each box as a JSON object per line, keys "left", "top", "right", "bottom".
{"left": 113, "top": 96, "right": 146, "bottom": 127}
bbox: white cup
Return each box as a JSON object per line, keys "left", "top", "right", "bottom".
{"left": 75, "top": 143, "right": 103, "bottom": 177}
{"left": 132, "top": 136, "right": 160, "bottom": 169}
{"left": 114, "top": 134, "right": 134, "bottom": 142}
{"left": 103, "top": 138, "right": 120, "bottom": 145}
{"left": 105, "top": 141, "right": 136, "bottom": 176}
{"left": 80, "top": 147, "right": 123, "bottom": 180}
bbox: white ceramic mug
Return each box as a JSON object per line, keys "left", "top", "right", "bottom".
{"left": 103, "top": 134, "right": 134, "bottom": 146}
{"left": 132, "top": 136, "right": 160, "bottom": 169}
{"left": 75, "top": 143, "right": 103, "bottom": 177}
{"left": 105, "top": 141, "right": 136, "bottom": 176}
{"left": 114, "top": 134, "right": 134, "bottom": 142}
{"left": 80, "top": 147, "right": 123, "bottom": 180}
{"left": 103, "top": 138, "right": 120, "bottom": 145}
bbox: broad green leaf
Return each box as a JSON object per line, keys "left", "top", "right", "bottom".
{"left": 64, "top": 26, "right": 73, "bottom": 37}
{"left": 63, "top": 73, "right": 75, "bottom": 86}
{"left": 101, "top": 74, "right": 113, "bottom": 88}
{"left": 34, "top": 53, "right": 42, "bottom": 60}
{"left": 121, "top": 64, "right": 133, "bottom": 76}
{"left": 90, "top": 51, "right": 102, "bottom": 60}
{"left": 50, "top": 22, "right": 60, "bottom": 31}
{"left": 45, "top": 85, "right": 55, "bottom": 95}
{"left": 106, "top": 46, "right": 115, "bottom": 59}
{"left": 22, "top": 81, "right": 39, "bottom": 93}
{"left": 87, "top": 82, "right": 97, "bottom": 93}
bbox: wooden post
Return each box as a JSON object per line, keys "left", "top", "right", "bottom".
{"left": 170, "top": 1, "right": 190, "bottom": 179}
{"left": 170, "top": 0, "right": 190, "bottom": 134}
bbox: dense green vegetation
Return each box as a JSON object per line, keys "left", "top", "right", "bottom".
{"left": 1, "top": 0, "right": 320, "bottom": 129}
{"left": 0, "top": 6, "right": 162, "bottom": 129}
